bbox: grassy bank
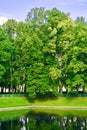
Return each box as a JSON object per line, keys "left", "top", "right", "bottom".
{"left": 32, "top": 97, "right": 87, "bottom": 106}
{"left": 0, "top": 96, "right": 87, "bottom": 108}
{"left": 0, "top": 109, "right": 29, "bottom": 121}
{"left": 31, "top": 109, "right": 87, "bottom": 117}
{"left": 1, "top": 109, "right": 87, "bottom": 122}
{"left": 0, "top": 97, "right": 31, "bottom": 108}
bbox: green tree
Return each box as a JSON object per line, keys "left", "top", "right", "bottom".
{"left": 0, "top": 27, "right": 12, "bottom": 93}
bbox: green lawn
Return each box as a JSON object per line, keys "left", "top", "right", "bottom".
{"left": 31, "top": 109, "right": 87, "bottom": 117}
{"left": 0, "top": 109, "right": 29, "bottom": 121}
{"left": 0, "top": 97, "right": 31, "bottom": 108}
{"left": 0, "top": 96, "right": 87, "bottom": 108}
{"left": 32, "top": 97, "right": 87, "bottom": 106}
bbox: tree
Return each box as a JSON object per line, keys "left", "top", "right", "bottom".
{"left": 75, "top": 16, "right": 87, "bottom": 25}
{"left": 59, "top": 18, "right": 87, "bottom": 93}
{"left": 3, "top": 19, "right": 18, "bottom": 40}
{"left": 0, "top": 27, "right": 12, "bottom": 93}
{"left": 1, "top": 8, "right": 87, "bottom": 96}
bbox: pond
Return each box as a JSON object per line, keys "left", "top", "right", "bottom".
{"left": 0, "top": 109, "right": 87, "bottom": 130}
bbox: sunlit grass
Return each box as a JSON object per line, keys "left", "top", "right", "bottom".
{"left": 31, "top": 109, "right": 87, "bottom": 117}
{"left": 0, "top": 97, "right": 31, "bottom": 108}
{"left": 0, "top": 109, "right": 29, "bottom": 121}
{"left": 0, "top": 96, "right": 87, "bottom": 108}
{"left": 1, "top": 109, "right": 87, "bottom": 122}
{"left": 32, "top": 97, "right": 87, "bottom": 106}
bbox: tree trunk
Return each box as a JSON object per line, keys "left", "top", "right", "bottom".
{"left": 10, "top": 67, "right": 13, "bottom": 93}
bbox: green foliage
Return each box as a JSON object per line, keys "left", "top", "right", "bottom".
{"left": 0, "top": 27, "right": 12, "bottom": 88}
{"left": 0, "top": 8, "right": 87, "bottom": 98}
{"left": 0, "top": 65, "right": 5, "bottom": 81}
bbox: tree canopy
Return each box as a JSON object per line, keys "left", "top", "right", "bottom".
{"left": 0, "top": 8, "right": 87, "bottom": 98}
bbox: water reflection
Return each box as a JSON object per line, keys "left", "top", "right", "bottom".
{"left": 0, "top": 112, "right": 87, "bottom": 130}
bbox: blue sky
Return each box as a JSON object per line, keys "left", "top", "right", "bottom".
{"left": 0, "top": 0, "right": 87, "bottom": 21}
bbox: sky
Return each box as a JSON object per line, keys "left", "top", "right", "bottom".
{"left": 0, "top": 0, "right": 87, "bottom": 23}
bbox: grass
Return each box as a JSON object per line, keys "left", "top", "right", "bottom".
{"left": 0, "top": 97, "right": 31, "bottom": 108}
{"left": 30, "top": 109, "right": 87, "bottom": 117}
{"left": 32, "top": 97, "right": 87, "bottom": 106}
{"left": 1, "top": 97, "right": 87, "bottom": 120}
{"left": 0, "top": 109, "right": 29, "bottom": 121}
{"left": 0, "top": 96, "right": 87, "bottom": 108}
{"left": 1, "top": 109, "right": 87, "bottom": 122}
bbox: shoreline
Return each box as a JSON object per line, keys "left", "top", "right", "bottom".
{"left": 1, "top": 106, "right": 87, "bottom": 111}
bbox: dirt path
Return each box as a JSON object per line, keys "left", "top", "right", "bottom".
{"left": 0, "top": 106, "right": 87, "bottom": 111}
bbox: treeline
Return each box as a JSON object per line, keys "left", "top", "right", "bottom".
{"left": 0, "top": 8, "right": 87, "bottom": 98}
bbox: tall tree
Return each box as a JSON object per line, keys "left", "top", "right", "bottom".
{"left": 0, "top": 27, "right": 12, "bottom": 93}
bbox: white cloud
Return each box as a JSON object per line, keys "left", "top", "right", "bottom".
{"left": 0, "top": 17, "right": 8, "bottom": 25}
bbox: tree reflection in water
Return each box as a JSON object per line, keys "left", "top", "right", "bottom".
{"left": 0, "top": 113, "right": 87, "bottom": 130}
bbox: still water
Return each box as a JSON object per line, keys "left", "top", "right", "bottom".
{"left": 0, "top": 110, "right": 87, "bottom": 130}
